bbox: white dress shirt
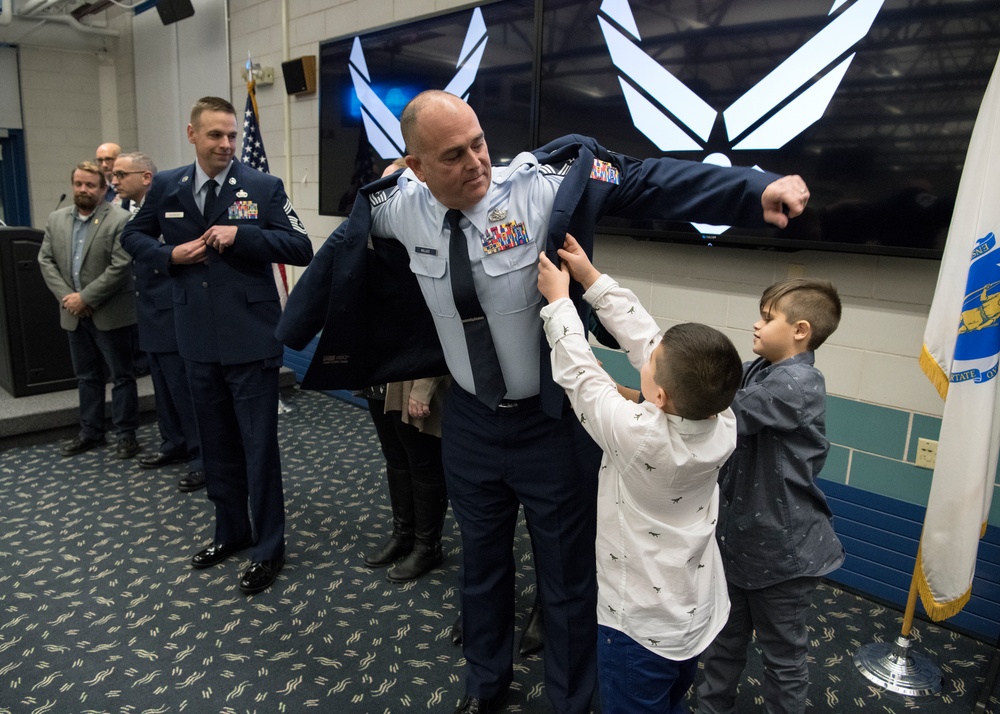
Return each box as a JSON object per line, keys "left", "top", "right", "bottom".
{"left": 371, "top": 152, "right": 564, "bottom": 399}
{"left": 541, "top": 274, "right": 735, "bottom": 660}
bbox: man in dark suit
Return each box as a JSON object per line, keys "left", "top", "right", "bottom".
{"left": 38, "top": 160, "right": 139, "bottom": 460}
{"left": 279, "top": 90, "right": 809, "bottom": 714}
{"left": 114, "top": 151, "right": 205, "bottom": 493}
{"left": 122, "top": 96, "right": 313, "bottom": 595}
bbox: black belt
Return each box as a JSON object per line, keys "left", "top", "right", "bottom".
{"left": 495, "top": 395, "right": 541, "bottom": 412}
{"left": 454, "top": 384, "right": 540, "bottom": 413}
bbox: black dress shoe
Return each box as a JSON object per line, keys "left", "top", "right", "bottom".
{"left": 60, "top": 435, "right": 106, "bottom": 457}
{"left": 115, "top": 436, "right": 139, "bottom": 459}
{"left": 191, "top": 541, "right": 252, "bottom": 569}
{"left": 139, "top": 452, "right": 188, "bottom": 469}
{"left": 178, "top": 471, "right": 206, "bottom": 493}
{"left": 239, "top": 558, "right": 284, "bottom": 594}
{"left": 454, "top": 689, "right": 509, "bottom": 714}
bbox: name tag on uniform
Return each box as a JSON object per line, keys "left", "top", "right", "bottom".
{"left": 590, "top": 159, "right": 620, "bottom": 185}
{"left": 482, "top": 221, "right": 530, "bottom": 255}
{"left": 415, "top": 246, "right": 437, "bottom": 256}
{"left": 228, "top": 201, "right": 259, "bottom": 220}
{"left": 165, "top": 211, "right": 184, "bottom": 218}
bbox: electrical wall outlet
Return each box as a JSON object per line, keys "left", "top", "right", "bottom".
{"left": 915, "top": 438, "right": 938, "bottom": 469}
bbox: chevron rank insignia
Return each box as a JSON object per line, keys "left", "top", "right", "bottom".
{"left": 369, "top": 187, "right": 397, "bottom": 207}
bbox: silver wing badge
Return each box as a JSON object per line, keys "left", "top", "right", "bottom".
{"left": 349, "top": 7, "right": 488, "bottom": 160}
{"left": 599, "top": 0, "right": 886, "bottom": 234}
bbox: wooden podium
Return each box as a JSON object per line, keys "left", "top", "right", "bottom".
{"left": 0, "top": 227, "right": 76, "bottom": 396}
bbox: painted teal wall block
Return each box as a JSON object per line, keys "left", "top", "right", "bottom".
{"left": 820, "top": 445, "right": 849, "bottom": 485}
{"left": 908, "top": 413, "right": 942, "bottom": 463}
{"left": 827, "top": 396, "right": 908, "bottom": 460}
{"left": 849, "top": 451, "right": 932, "bottom": 506}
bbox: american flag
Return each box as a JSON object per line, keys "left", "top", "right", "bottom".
{"left": 241, "top": 84, "right": 268, "bottom": 173}
{"left": 240, "top": 79, "right": 289, "bottom": 300}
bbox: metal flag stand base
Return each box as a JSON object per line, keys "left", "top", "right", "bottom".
{"left": 854, "top": 635, "right": 942, "bottom": 697}
{"left": 854, "top": 544, "right": 942, "bottom": 697}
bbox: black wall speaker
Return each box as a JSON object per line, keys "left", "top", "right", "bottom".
{"left": 281, "top": 56, "right": 317, "bottom": 96}
{"left": 156, "top": 0, "right": 195, "bottom": 25}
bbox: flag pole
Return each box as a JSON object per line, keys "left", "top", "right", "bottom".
{"left": 244, "top": 51, "right": 293, "bottom": 416}
{"left": 855, "top": 53, "right": 1000, "bottom": 701}
{"left": 853, "top": 542, "right": 942, "bottom": 696}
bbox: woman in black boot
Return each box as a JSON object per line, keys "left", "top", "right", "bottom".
{"left": 362, "top": 384, "right": 415, "bottom": 568}
{"left": 363, "top": 376, "right": 451, "bottom": 582}
{"left": 383, "top": 377, "right": 450, "bottom": 582}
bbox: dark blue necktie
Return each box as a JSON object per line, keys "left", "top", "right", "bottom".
{"left": 447, "top": 209, "right": 507, "bottom": 409}
{"left": 202, "top": 178, "right": 218, "bottom": 222}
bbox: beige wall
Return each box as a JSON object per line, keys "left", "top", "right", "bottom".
{"left": 20, "top": 45, "right": 104, "bottom": 223}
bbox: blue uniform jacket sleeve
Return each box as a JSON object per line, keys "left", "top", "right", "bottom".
{"left": 121, "top": 176, "right": 174, "bottom": 275}
{"left": 275, "top": 219, "right": 347, "bottom": 350}
{"left": 545, "top": 134, "right": 779, "bottom": 229}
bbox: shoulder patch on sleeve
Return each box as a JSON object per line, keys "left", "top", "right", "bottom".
{"left": 539, "top": 157, "right": 575, "bottom": 177}
{"left": 284, "top": 199, "right": 308, "bottom": 235}
{"left": 368, "top": 185, "right": 399, "bottom": 207}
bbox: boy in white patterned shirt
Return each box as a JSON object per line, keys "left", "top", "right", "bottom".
{"left": 537, "top": 234, "right": 743, "bottom": 714}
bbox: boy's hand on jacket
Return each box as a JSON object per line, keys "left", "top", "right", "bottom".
{"left": 557, "top": 233, "right": 601, "bottom": 291}
{"left": 538, "top": 252, "right": 570, "bottom": 303}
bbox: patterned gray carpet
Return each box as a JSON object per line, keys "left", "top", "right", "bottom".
{"left": 0, "top": 387, "right": 997, "bottom": 713}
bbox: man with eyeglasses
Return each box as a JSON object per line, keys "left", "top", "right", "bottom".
{"left": 96, "top": 143, "right": 123, "bottom": 206}
{"left": 114, "top": 152, "right": 205, "bottom": 493}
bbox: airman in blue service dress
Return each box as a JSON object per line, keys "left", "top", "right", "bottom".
{"left": 123, "top": 152, "right": 312, "bottom": 594}
{"left": 279, "top": 129, "right": 799, "bottom": 713}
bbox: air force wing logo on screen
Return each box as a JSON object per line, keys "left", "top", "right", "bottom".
{"left": 349, "top": 8, "right": 488, "bottom": 159}
{"left": 598, "top": 0, "right": 885, "bottom": 234}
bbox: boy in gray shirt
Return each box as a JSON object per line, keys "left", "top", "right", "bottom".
{"left": 698, "top": 278, "right": 845, "bottom": 714}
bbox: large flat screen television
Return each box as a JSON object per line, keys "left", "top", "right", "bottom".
{"left": 318, "top": 0, "right": 537, "bottom": 216}
{"left": 319, "top": 0, "right": 1000, "bottom": 260}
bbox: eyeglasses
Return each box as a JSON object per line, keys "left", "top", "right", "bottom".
{"left": 111, "top": 170, "right": 145, "bottom": 180}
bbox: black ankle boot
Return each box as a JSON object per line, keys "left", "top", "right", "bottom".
{"left": 386, "top": 541, "right": 443, "bottom": 582}
{"left": 364, "top": 466, "right": 415, "bottom": 568}
{"left": 364, "top": 531, "right": 414, "bottom": 567}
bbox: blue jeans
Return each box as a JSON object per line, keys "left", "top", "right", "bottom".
{"left": 597, "top": 625, "right": 697, "bottom": 714}
{"left": 67, "top": 319, "right": 137, "bottom": 440}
